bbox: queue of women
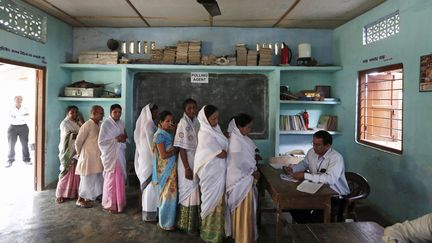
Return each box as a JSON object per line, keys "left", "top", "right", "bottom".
{"left": 54, "top": 98, "right": 261, "bottom": 243}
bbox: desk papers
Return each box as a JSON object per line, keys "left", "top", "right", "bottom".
{"left": 280, "top": 173, "right": 298, "bottom": 182}
{"left": 296, "top": 180, "right": 323, "bottom": 194}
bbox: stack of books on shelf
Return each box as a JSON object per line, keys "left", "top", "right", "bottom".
{"left": 188, "top": 41, "right": 202, "bottom": 64}
{"left": 316, "top": 115, "right": 338, "bottom": 131}
{"left": 176, "top": 41, "right": 189, "bottom": 64}
{"left": 151, "top": 49, "right": 164, "bottom": 64}
{"left": 280, "top": 114, "right": 307, "bottom": 131}
{"left": 247, "top": 50, "right": 258, "bottom": 66}
{"left": 162, "top": 46, "right": 176, "bottom": 64}
{"left": 201, "top": 55, "right": 217, "bottom": 65}
{"left": 227, "top": 56, "right": 237, "bottom": 66}
{"left": 259, "top": 48, "right": 272, "bottom": 66}
{"left": 236, "top": 44, "right": 248, "bottom": 66}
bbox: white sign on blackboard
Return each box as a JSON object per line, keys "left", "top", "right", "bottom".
{"left": 191, "top": 72, "right": 209, "bottom": 83}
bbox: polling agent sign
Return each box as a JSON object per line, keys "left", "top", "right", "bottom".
{"left": 191, "top": 72, "right": 209, "bottom": 83}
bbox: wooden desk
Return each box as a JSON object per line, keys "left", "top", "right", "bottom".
{"left": 287, "top": 221, "right": 384, "bottom": 243}
{"left": 257, "top": 164, "right": 338, "bottom": 242}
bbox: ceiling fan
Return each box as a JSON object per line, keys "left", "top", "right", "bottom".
{"left": 197, "top": 0, "right": 221, "bottom": 16}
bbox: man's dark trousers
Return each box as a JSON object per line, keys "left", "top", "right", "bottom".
{"left": 7, "top": 124, "right": 30, "bottom": 163}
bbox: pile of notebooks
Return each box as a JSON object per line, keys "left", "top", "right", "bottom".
{"left": 259, "top": 48, "right": 272, "bottom": 66}
{"left": 247, "top": 50, "right": 258, "bottom": 66}
{"left": 188, "top": 41, "right": 202, "bottom": 65}
{"left": 176, "top": 41, "right": 189, "bottom": 64}
{"left": 236, "top": 44, "right": 248, "bottom": 66}
{"left": 227, "top": 56, "right": 237, "bottom": 66}
{"left": 162, "top": 46, "right": 176, "bottom": 64}
{"left": 151, "top": 49, "right": 163, "bottom": 64}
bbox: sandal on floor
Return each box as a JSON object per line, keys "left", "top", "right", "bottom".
{"left": 158, "top": 224, "right": 176, "bottom": 231}
{"left": 75, "top": 200, "right": 92, "bottom": 208}
{"left": 56, "top": 197, "right": 64, "bottom": 204}
{"left": 103, "top": 208, "right": 118, "bottom": 214}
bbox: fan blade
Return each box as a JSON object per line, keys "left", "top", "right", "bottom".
{"left": 197, "top": 0, "right": 221, "bottom": 16}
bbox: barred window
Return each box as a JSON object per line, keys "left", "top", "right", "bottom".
{"left": 357, "top": 64, "right": 403, "bottom": 154}
{"left": 0, "top": 0, "right": 47, "bottom": 43}
{"left": 363, "top": 10, "right": 399, "bottom": 45}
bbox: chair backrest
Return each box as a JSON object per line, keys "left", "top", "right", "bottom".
{"left": 345, "top": 172, "right": 370, "bottom": 202}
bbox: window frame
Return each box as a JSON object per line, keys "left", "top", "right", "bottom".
{"left": 357, "top": 63, "right": 404, "bottom": 154}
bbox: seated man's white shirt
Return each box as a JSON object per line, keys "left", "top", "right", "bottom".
{"left": 292, "top": 147, "right": 350, "bottom": 196}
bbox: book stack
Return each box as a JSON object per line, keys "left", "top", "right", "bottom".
{"left": 259, "top": 48, "right": 273, "bottom": 66}
{"left": 201, "top": 55, "right": 217, "bottom": 65}
{"left": 236, "top": 44, "right": 248, "bottom": 66}
{"left": 162, "top": 46, "right": 176, "bottom": 64}
{"left": 280, "top": 114, "right": 307, "bottom": 131}
{"left": 188, "top": 41, "right": 202, "bottom": 65}
{"left": 151, "top": 49, "right": 163, "bottom": 64}
{"left": 247, "top": 50, "right": 258, "bottom": 66}
{"left": 227, "top": 56, "right": 237, "bottom": 66}
{"left": 317, "top": 115, "right": 338, "bottom": 131}
{"left": 176, "top": 41, "right": 189, "bottom": 64}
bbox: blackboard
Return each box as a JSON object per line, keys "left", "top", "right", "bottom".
{"left": 133, "top": 72, "right": 268, "bottom": 139}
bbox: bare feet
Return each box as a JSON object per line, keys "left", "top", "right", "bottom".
{"left": 56, "top": 197, "right": 64, "bottom": 203}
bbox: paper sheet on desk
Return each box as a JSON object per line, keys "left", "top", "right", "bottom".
{"left": 296, "top": 180, "right": 323, "bottom": 194}
{"left": 280, "top": 173, "right": 299, "bottom": 182}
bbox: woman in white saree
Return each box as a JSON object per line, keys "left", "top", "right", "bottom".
{"left": 134, "top": 103, "right": 159, "bottom": 221}
{"left": 194, "top": 105, "right": 228, "bottom": 243}
{"left": 225, "top": 114, "right": 261, "bottom": 243}
{"left": 174, "top": 99, "right": 200, "bottom": 234}
{"left": 98, "top": 104, "right": 128, "bottom": 213}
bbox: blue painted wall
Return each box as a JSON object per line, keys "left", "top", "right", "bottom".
{"left": 73, "top": 27, "right": 333, "bottom": 66}
{"left": 333, "top": 0, "right": 432, "bottom": 222}
{"left": 0, "top": 1, "right": 73, "bottom": 187}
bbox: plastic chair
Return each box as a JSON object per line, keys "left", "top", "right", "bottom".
{"left": 338, "top": 172, "right": 371, "bottom": 222}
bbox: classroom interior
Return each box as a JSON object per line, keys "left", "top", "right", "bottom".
{"left": 0, "top": 0, "right": 431, "bottom": 242}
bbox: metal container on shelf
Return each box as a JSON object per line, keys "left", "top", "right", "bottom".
{"left": 78, "top": 51, "right": 118, "bottom": 64}
{"left": 64, "top": 87, "right": 104, "bottom": 97}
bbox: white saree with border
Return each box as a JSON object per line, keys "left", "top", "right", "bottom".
{"left": 174, "top": 113, "right": 200, "bottom": 206}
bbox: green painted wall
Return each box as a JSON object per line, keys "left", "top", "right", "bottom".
{"left": 0, "top": 1, "right": 73, "bottom": 187}
{"left": 333, "top": 0, "right": 432, "bottom": 222}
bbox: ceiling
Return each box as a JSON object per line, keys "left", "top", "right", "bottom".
{"left": 24, "top": 0, "right": 385, "bottom": 28}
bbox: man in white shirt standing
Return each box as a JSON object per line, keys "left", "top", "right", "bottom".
{"left": 5, "top": 96, "right": 31, "bottom": 168}
{"left": 283, "top": 130, "right": 350, "bottom": 222}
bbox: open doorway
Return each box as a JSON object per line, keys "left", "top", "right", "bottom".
{"left": 0, "top": 59, "right": 45, "bottom": 194}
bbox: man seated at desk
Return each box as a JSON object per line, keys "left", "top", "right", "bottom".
{"left": 283, "top": 130, "right": 350, "bottom": 223}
